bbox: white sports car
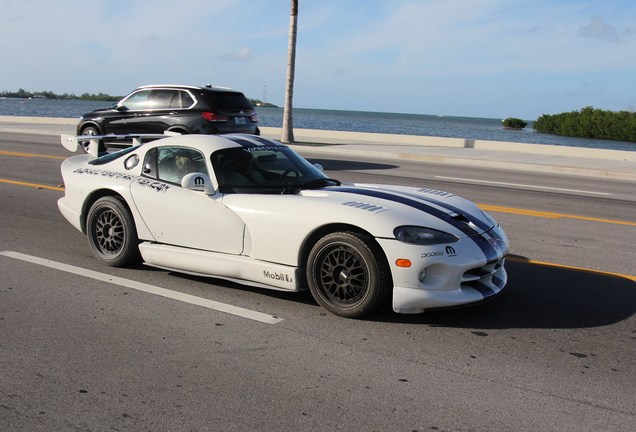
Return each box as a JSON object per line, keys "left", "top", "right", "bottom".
{"left": 58, "top": 133, "right": 509, "bottom": 318}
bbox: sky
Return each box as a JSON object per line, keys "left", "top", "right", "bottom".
{"left": 1, "top": 0, "right": 635, "bottom": 120}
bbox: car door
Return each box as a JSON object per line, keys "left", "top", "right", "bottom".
{"left": 107, "top": 89, "right": 152, "bottom": 134}
{"left": 128, "top": 89, "right": 178, "bottom": 133}
{"left": 130, "top": 146, "right": 245, "bottom": 254}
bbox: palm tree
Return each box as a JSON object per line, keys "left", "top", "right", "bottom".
{"left": 281, "top": 0, "right": 298, "bottom": 143}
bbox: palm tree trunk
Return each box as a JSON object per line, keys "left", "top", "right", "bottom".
{"left": 281, "top": 0, "right": 298, "bottom": 143}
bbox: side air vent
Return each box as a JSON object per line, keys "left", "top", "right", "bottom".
{"left": 416, "top": 188, "right": 455, "bottom": 198}
{"left": 342, "top": 201, "right": 387, "bottom": 213}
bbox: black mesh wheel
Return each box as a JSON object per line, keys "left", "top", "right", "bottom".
{"left": 86, "top": 196, "right": 140, "bottom": 267}
{"left": 307, "top": 232, "right": 390, "bottom": 318}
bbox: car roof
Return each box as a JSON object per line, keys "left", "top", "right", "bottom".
{"left": 135, "top": 84, "right": 239, "bottom": 93}
{"left": 146, "top": 133, "right": 286, "bottom": 153}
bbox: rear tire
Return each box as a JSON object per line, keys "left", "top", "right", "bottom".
{"left": 86, "top": 196, "right": 140, "bottom": 267}
{"left": 306, "top": 232, "right": 390, "bottom": 318}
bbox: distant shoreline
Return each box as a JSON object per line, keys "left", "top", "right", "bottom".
{"left": 1, "top": 115, "right": 635, "bottom": 162}
{"left": 0, "top": 91, "right": 276, "bottom": 108}
{"left": 1, "top": 100, "right": 634, "bottom": 152}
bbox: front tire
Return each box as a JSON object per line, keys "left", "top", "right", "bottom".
{"left": 306, "top": 232, "right": 390, "bottom": 318}
{"left": 86, "top": 196, "right": 140, "bottom": 267}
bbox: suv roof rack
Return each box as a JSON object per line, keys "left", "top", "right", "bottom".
{"left": 136, "top": 84, "right": 236, "bottom": 92}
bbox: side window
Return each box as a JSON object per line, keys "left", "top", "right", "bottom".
{"left": 157, "top": 147, "right": 208, "bottom": 185}
{"left": 149, "top": 90, "right": 175, "bottom": 109}
{"left": 172, "top": 90, "right": 194, "bottom": 109}
{"left": 142, "top": 148, "right": 158, "bottom": 178}
{"left": 121, "top": 90, "right": 151, "bottom": 110}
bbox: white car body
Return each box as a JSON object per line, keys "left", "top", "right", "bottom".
{"left": 58, "top": 133, "right": 509, "bottom": 317}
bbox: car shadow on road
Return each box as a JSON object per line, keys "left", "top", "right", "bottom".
{"left": 379, "top": 255, "right": 636, "bottom": 329}
{"left": 161, "top": 255, "right": 634, "bottom": 329}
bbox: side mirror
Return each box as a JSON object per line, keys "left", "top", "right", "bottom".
{"left": 115, "top": 105, "right": 129, "bottom": 112}
{"left": 313, "top": 163, "right": 324, "bottom": 172}
{"left": 181, "top": 172, "right": 214, "bottom": 195}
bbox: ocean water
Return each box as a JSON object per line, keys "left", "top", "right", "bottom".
{"left": 1, "top": 97, "right": 634, "bottom": 151}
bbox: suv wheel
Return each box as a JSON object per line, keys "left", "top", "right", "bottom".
{"left": 79, "top": 125, "right": 104, "bottom": 153}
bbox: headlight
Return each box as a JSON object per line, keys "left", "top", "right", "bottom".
{"left": 394, "top": 226, "right": 459, "bottom": 245}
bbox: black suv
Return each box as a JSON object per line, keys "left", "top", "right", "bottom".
{"left": 77, "top": 84, "right": 259, "bottom": 137}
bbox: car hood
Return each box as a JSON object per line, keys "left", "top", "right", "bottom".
{"left": 81, "top": 106, "right": 115, "bottom": 117}
{"left": 328, "top": 183, "right": 494, "bottom": 235}
{"left": 224, "top": 182, "right": 495, "bottom": 240}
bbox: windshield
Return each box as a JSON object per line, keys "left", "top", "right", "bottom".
{"left": 211, "top": 146, "right": 339, "bottom": 194}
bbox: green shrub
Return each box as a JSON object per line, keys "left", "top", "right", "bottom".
{"left": 502, "top": 117, "right": 528, "bottom": 130}
{"left": 534, "top": 107, "right": 636, "bottom": 142}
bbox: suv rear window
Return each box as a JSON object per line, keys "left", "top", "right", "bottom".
{"left": 204, "top": 92, "right": 253, "bottom": 111}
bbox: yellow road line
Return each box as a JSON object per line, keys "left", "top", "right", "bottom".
{"left": 479, "top": 203, "right": 636, "bottom": 227}
{"left": 0, "top": 150, "right": 65, "bottom": 160}
{"left": 0, "top": 178, "right": 64, "bottom": 191}
{"left": 1, "top": 175, "right": 633, "bottom": 281}
{"left": 1, "top": 152, "right": 635, "bottom": 227}
{"left": 507, "top": 255, "right": 636, "bottom": 281}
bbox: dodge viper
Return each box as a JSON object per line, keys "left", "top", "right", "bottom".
{"left": 58, "top": 133, "right": 509, "bottom": 318}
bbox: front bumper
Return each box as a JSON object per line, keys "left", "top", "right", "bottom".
{"left": 377, "top": 225, "right": 509, "bottom": 314}
{"left": 392, "top": 264, "right": 507, "bottom": 314}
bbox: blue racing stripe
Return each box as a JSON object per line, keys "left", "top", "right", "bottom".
{"left": 225, "top": 137, "right": 259, "bottom": 148}
{"left": 379, "top": 187, "right": 492, "bottom": 232}
{"left": 332, "top": 186, "right": 478, "bottom": 235}
{"left": 226, "top": 135, "right": 284, "bottom": 148}
{"left": 472, "top": 281, "right": 496, "bottom": 298}
{"left": 330, "top": 186, "right": 499, "bottom": 262}
{"left": 471, "top": 235, "right": 500, "bottom": 264}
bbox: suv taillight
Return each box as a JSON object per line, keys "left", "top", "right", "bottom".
{"left": 250, "top": 113, "right": 259, "bottom": 122}
{"left": 201, "top": 112, "right": 229, "bottom": 122}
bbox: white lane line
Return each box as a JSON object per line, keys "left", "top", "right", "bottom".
{"left": 435, "top": 176, "right": 613, "bottom": 196}
{"left": 0, "top": 251, "right": 283, "bottom": 325}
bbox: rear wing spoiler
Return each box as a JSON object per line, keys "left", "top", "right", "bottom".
{"left": 60, "top": 132, "right": 180, "bottom": 158}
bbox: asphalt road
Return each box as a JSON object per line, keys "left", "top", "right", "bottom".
{"left": 1, "top": 132, "right": 634, "bottom": 432}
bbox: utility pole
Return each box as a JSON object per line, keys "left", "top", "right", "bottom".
{"left": 281, "top": 0, "right": 298, "bottom": 143}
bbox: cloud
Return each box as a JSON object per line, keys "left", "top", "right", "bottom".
{"left": 217, "top": 47, "right": 254, "bottom": 62}
{"left": 577, "top": 17, "right": 621, "bottom": 42}
{"left": 2, "top": 0, "right": 636, "bottom": 118}
{"left": 138, "top": 34, "right": 161, "bottom": 44}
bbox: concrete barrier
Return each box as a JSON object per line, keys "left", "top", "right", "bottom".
{"left": 260, "top": 127, "right": 636, "bottom": 162}
{"left": 0, "top": 115, "right": 77, "bottom": 125}
{"left": 2, "top": 116, "right": 635, "bottom": 162}
{"left": 260, "top": 126, "right": 465, "bottom": 147}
